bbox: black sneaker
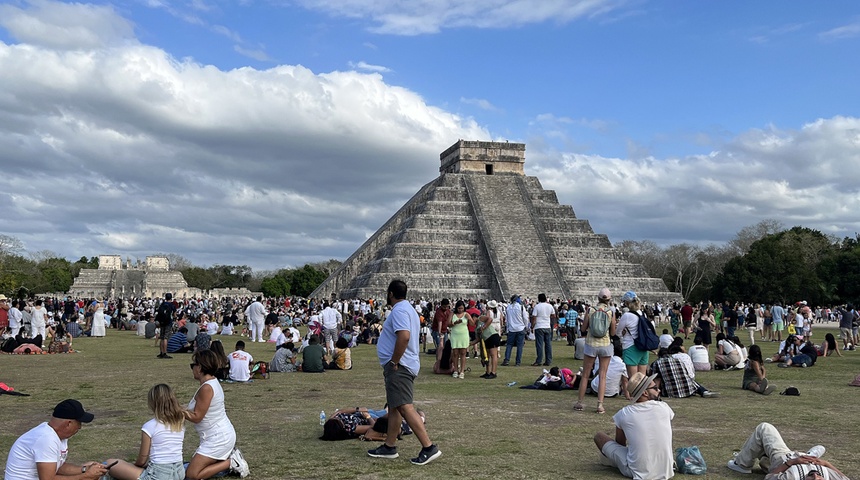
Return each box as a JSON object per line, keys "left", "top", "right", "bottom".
{"left": 368, "top": 444, "right": 398, "bottom": 459}
{"left": 487, "top": 373, "right": 497, "bottom": 379}
{"left": 156, "top": 353, "right": 164, "bottom": 358}
{"left": 162, "top": 354, "right": 173, "bottom": 359}
{"left": 501, "top": 360, "right": 510, "bottom": 366}
{"left": 411, "top": 444, "right": 441, "bottom": 465}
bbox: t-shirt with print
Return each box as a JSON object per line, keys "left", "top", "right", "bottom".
{"left": 228, "top": 349, "right": 253, "bottom": 381}
{"left": 4, "top": 422, "right": 68, "bottom": 480}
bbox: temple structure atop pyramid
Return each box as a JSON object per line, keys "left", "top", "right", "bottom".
{"left": 312, "top": 140, "right": 680, "bottom": 303}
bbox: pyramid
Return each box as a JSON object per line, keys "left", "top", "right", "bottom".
{"left": 311, "top": 140, "right": 680, "bottom": 303}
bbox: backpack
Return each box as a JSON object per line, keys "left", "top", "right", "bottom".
{"left": 589, "top": 307, "right": 611, "bottom": 338}
{"left": 633, "top": 313, "right": 660, "bottom": 351}
{"left": 155, "top": 302, "right": 173, "bottom": 326}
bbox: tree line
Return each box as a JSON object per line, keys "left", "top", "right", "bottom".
{"left": 617, "top": 220, "right": 860, "bottom": 306}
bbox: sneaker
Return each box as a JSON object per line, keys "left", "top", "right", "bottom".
{"left": 702, "top": 390, "right": 720, "bottom": 398}
{"left": 368, "top": 444, "right": 399, "bottom": 459}
{"left": 458, "top": 372, "right": 465, "bottom": 379}
{"left": 778, "top": 363, "right": 790, "bottom": 368}
{"left": 156, "top": 353, "right": 165, "bottom": 358}
{"left": 452, "top": 372, "right": 458, "bottom": 378}
{"left": 479, "top": 373, "right": 489, "bottom": 378}
{"left": 161, "top": 354, "right": 173, "bottom": 359}
{"left": 487, "top": 373, "right": 497, "bottom": 379}
{"left": 762, "top": 385, "right": 775, "bottom": 395}
{"left": 727, "top": 459, "right": 752, "bottom": 474}
{"left": 531, "top": 362, "right": 542, "bottom": 366}
{"left": 411, "top": 444, "right": 441, "bottom": 465}
{"left": 230, "top": 448, "right": 250, "bottom": 478}
{"left": 764, "top": 358, "right": 773, "bottom": 363}
{"left": 501, "top": 360, "right": 510, "bottom": 366}
{"left": 800, "top": 362, "right": 808, "bottom": 368}
{"left": 807, "top": 445, "right": 825, "bottom": 458}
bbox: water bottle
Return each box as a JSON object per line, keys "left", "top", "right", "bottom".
{"left": 506, "top": 381, "right": 517, "bottom": 387}
{"left": 319, "top": 410, "right": 326, "bottom": 425}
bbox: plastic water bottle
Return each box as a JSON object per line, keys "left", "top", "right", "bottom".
{"left": 319, "top": 410, "right": 326, "bottom": 425}
{"left": 506, "top": 381, "right": 517, "bottom": 387}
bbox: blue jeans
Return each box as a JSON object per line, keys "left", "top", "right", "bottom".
{"left": 504, "top": 330, "right": 525, "bottom": 365}
{"left": 534, "top": 328, "right": 552, "bottom": 364}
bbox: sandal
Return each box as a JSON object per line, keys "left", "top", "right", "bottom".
{"left": 596, "top": 402, "right": 605, "bottom": 414}
{"left": 573, "top": 401, "right": 584, "bottom": 411}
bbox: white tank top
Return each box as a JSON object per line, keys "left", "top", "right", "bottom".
{"left": 189, "top": 379, "right": 232, "bottom": 434}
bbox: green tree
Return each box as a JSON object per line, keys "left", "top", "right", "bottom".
{"left": 260, "top": 275, "right": 291, "bottom": 298}
{"left": 288, "top": 265, "right": 327, "bottom": 298}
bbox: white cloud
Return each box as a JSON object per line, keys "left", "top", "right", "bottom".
{"left": 0, "top": 0, "right": 135, "bottom": 49}
{"left": 212, "top": 24, "right": 242, "bottom": 42}
{"left": 819, "top": 20, "right": 860, "bottom": 40}
{"left": 348, "top": 60, "right": 391, "bottom": 72}
{"left": 0, "top": 2, "right": 490, "bottom": 269}
{"left": 294, "top": 0, "right": 629, "bottom": 35}
{"left": 530, "top": 116, "right": 860, "bottom": 247}
{"left": 460, "top": 97, "right": 502, "bottom": 112}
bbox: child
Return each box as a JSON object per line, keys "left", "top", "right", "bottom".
{"left": 105, "top": 384, "right": 185, "bottom": 479}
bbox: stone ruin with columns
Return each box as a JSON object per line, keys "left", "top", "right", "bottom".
{"left": 68, "top": 255, "right": 200, "bottom": 299}
{"left": 312, "top": 140, "right": 681, "bottom": 303}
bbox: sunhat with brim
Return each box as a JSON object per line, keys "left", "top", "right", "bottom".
{"left": 487, "top": 300, "right": 498, "bottom": 309}
{"left": 627, "top": 372, "right": 658, "bottom": 403}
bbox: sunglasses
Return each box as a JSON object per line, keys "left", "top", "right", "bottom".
{"left": 806, "top": 471, "right": 823, "bottom": 479}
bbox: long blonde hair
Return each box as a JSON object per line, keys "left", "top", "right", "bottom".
{"left": 147, "top": 384, "right": 185, "bottom": 432}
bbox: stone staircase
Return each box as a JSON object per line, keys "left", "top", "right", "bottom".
{"left": 464, "top": 174, "right": 569, "bottom": 300}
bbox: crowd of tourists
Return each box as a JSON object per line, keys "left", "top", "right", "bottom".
{"left": 3, "top": 285, "right": 858, "bottom": 479}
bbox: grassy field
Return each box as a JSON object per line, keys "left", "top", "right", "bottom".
{"left": 1, "top": 325, "right": 858, "bottom": 480}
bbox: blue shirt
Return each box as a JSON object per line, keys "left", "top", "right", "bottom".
{"left": 771, "top": 305, "right": 785, "bottom": 323}
{"left": 377, "top": 300, "right": 420, "bottom": 376}
{"left": 166, "top": 332, "right": 187, "bottom": 353}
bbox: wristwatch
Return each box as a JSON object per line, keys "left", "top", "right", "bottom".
{"left": 81, "top": 466, "right": 87, "bottom": 473}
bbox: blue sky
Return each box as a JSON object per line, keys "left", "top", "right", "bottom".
{"left": 0, "top": 0, "right": 859, "bottom": 270}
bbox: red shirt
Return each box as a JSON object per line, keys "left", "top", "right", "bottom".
{"left": 432, "top": 307, "right": 452, "bottom": 333}
{"left": 680, "top": 305, "right": 694, "bottom": 322}
{"left": 466, "top": 308, "right": 482, "bottom": 332}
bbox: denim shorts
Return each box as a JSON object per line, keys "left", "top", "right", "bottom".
{"left": 140, "top": 462, "right": 184, "bottom": 480}
{"left": 584, "top": 343, "right": 613, "bottom": 358}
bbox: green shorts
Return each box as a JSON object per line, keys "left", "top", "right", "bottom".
{"left": 622, "top": 345, "right": 649, "bottom": 366}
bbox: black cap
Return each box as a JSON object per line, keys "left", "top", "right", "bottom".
{"left": 53, "top": 399, "right": 95, "bottom": 423}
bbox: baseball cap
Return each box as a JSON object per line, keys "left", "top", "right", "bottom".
{"left": 53, "top": 399, "right": 95, "bottom": 423}
{"left": 597, "top": 288, "right": 611, "bottom": 300}
{"left": 621, "top": 291, "right": 638, "bottom": 303}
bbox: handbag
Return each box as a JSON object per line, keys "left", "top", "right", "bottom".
{"left": 675, "top": 445, "right": 707, "bottom": 475}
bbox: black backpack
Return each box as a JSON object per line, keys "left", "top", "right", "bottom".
{"left": 633, "top": 313, "right": 660, "bottom": 351}
{"left": 155, "top": 302, "right": 173, "bottom": 326}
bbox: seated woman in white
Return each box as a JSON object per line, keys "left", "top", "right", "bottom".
{"left": 105, "top": 384, "right": 185, "bottom": 480}
{"left": 688, "top": 337, "right": 711, "bottom": 371}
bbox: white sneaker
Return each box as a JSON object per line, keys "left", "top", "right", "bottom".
{"left": 807, "top": 445, "right": 825, "bottom": 458}
{"left": 452, "top": 372, "right": 458, "bottom": 378}
{"left": 459, "top": 372, "right": 465, "bottom": 379}
{"left": 230, "top": 448, "right": 250, "bottom": 478}
{"left": 727, "top": 459, "right": 752, "bottom": 474}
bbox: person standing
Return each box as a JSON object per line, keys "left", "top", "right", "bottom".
{"left": 837, "top": 304, "right": 854, "bottom": 350}
{"left": 4, "top": 399, "right": 108, "bottom": 479}
{"left": 156, "top": 294, "right": 176, "bottom": 359}
{"left": 320, "top": 301, "right": 342, "bottom": 353}
{"left": 244, "top": 296, "right": 267, "bottom": 343}
{"left": 530, "top": 293, "right": 556, "bottom": 366}
{"left": 430, "top": 299, "right": 451, "bottom": 350}
{"left": 8, "top": 298, "right": 23, "bottom": 337}
{"left": 575, "top": 288, "right": 617, "bottom": 414}
{"left": 30, "top": 299, "right": 49, "bottom": 345}
{"left": 502, "top": 295, "right": 529, "bottom": 366}
{"left": 771, "top": 302, "right": 786, "bottom": 343}
{"left": 679, "top": 302, "right": 694, "bottom": 339}
{"left": 593, "top": 372, "right": 675, "bottom": 479}
{"left": 367, "top": 279, "right": 440, "bottom": 466}
{"left": 0, "top": 294, "right": 9, "bottom": 336}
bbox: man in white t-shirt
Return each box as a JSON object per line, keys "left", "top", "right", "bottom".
{"left": 5, "top": 399, "right": 108, "bottom": 480}
{"left": 320, "top": 302, "right": 342, "bottom": 352}
{"left": 228, "top": 341, "right": 254, "bottom": 382}
{"left": 30, "top": 299, "right": 49, "bottom": 342}
{"left": 594, "top": 372, "right": 675, "bottom": 479}
{"left": 530, "top": 293, "right": 557, "bottom": 367}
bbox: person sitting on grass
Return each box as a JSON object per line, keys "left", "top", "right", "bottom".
{"left": 166, "top": 327, "right": 193, "bottom": 354}
{"left": 742, "top": 345, "right": 775, "bottom": 395}
{"left": 301, "top": 334, "right": 327, "bottom": 373}
{"left": 228, "top": 341, "right": 253, "bottom": 382}
{"left": 714, "top": 333, "right": 742, "bottom": 370}
{"left": 270, "top": 342, "right": 297, "bottom": 372}
{"left": 432, "top": 340, "right": 455, "bottom": 375}
{"left": 105, "top": 384, "right": 185, "bottom": 480}
{"left": 651, "top": 348, "right": 720, "bottom": 398}
{"left": 778, "top": 336, "right": 818, "bottom": 368}
{"left": 328, "top": 337, "right": 352, "bottom": 370}
{"left": 47, "top": 323, "right": 72, "bottom": 354}
{"left": 727, "top": 422, "right": 848, "bottom": 479}
{"left": 815, "top": 333, "right": 842, "bottom": 358}
{"left": 688, "top": 336, "right": 711, "bottom": 371}
{"left": 768, "top": 335, "right": 799, "bottom": 364}
{"left": 209, "top": 340, "right": 230, "bottom": 381}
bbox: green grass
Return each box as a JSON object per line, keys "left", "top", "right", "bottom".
{"left": 1, "top": 326, "right": 858, "bottom": 479}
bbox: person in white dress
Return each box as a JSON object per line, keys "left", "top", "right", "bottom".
{"left": 185, "top": 350, "right": 248, "bottom": 479}
{"left": 91, "top": 302, "right": 106, "bottom": 337}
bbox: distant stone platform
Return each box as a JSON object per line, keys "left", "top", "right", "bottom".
{"left": 312, "top": 140, "right": 680, "bottom": 303}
